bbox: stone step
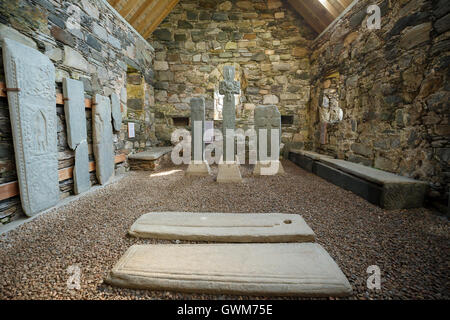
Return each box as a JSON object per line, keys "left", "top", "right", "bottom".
{"left": 105, "top": 243, "right": 353, "bottom": 297}
{"left": 289, "top": 150, "right": 428, "bottom": 209}
{"left": 129, "top": 212, "right": 315, "bottom": 242}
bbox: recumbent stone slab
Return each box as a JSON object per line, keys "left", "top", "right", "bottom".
{"left": 62, "top": 78, "right": 90, "bottom": 194}
{"left": 93, "top": 94, "right": 114, "bottom": 185}
{"left": 2, "top": 38, "right": 59, "bottom": 216}
{"left": 106, "top": 243, "right": 353, "bottom": 297}
{"left": 129, "top": 212, "right": 315, "bottom": 242}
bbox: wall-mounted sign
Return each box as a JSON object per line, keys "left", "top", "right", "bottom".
{"left": 128, "top": 122, "right": 135, "bottom": 138}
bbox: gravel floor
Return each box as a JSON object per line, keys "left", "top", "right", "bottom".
{"left": 0, "top": 160, "right": 448, "bottom": 300}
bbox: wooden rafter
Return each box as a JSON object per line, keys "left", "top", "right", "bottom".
{"left": 129, "top": 0, "right": 156, "bottom": 26}
{"left": 142, "top": 0, "right": 179, "bottom": 38}
{"left": 287, "top": 0, "right": 351, "bottom": 34}
{"left": 119, "top": 0, "right": 140, "bottom": 19}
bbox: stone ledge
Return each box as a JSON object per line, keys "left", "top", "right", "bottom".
{"left": 289, "top": 150, "right": 428, "bottom": 209}
{"left": 128, "top": 147, "right": 173, "bottom": 161}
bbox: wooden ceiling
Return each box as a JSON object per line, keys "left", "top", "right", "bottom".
{"left": 287, "top": 0, "right": 354, "bottom": 34}
{"left": 108, "top": 0, "right": 180, "bottom": 38}
{"left": 107, "top": 0, "right": 353, "bottom": 39}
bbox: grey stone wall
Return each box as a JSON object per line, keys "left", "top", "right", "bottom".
{"left": 0, "top": 0, "right": 155, "bottom": 223}
{"left": 148, "top": 0, "right": 316, "bottom": 149}
{"left": 309, "top": 0, "right": 449, "bottom": 206}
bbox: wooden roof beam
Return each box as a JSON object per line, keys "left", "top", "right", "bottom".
{"left": 142, "top": 0, "right": 179, "bottom": 38}
{"left": 119, "top": 0, "right": 140, "bottom": 19}
{"left": 129, "top": 0, "right": 156, "bottom": 26}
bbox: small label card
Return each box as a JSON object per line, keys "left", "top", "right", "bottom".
{"left": 128, "top": 122, "right": 135, "bottom": 138}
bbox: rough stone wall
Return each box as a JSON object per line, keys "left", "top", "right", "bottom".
{"left": 0, "top": 0, "right": 155, "bottom": 223}
{"left": 149, "top": 0, "right": 316, "bottom": 149}
{"left": 309, "top": 0, "right": 449, "bottom": 203}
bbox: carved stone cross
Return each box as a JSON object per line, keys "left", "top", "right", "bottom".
{"left": 219, "top": 66, "right": 240, "bottom": 162}
{"left": 219, "top": 66, "right": 240, "bottom": 102}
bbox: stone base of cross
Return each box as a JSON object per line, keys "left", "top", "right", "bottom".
{"left": 186, "top": 161, "right": 211, "bottom": 177}
{"left": 253, "top": 160, "right": 285, "bottom": 176}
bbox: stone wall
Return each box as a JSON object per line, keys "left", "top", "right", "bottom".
{"left": 309, "top": 0, "right": 449, "bottom": 204}
{"left": 149, "top": 0, "right": 316, "bottom": 149}
{"left": 0, "top": 0, "right": 155, "bottom": 223}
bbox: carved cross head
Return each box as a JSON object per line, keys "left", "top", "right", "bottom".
{"left": 219, "top": 66, "right": 240, "bottom": 99}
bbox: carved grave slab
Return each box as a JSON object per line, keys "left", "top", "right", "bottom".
{"left": 2, "top": 38, "right": 59, "bottom": 216}
{"left": 93, "top": 94, "right": 114, "bottom": 185}
{"left": 106, "top": 243, "right": 353, "bottom": 297}
{"left": 62, "top": 78, "right": 90, "bottom": 194}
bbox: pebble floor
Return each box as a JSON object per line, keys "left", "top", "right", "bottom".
{"left": 0, "top": 160, "right": 448, "bottom": 300}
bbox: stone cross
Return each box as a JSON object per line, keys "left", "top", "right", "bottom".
{"left": 219, "top": 66, "right": 240, "bottom": 162}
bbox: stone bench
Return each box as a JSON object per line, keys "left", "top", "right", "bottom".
{"left": 289, "top": 149, "right": 428, "bottom": 209}
{"left": 128, "top": 147, "right": 173, "bottom": 171}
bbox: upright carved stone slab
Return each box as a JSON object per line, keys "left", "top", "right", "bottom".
{"left": 2, "top": 38, "right": 59, "bottom": 216}
{"left": 186, "top": 97, "right": 210, "bottom": 176}
{"left": 219, "top": 66, "right": 240, "bottom": 162}
{"left": 110, "top": 93, "right": 122, "bottom": 132}
{"left": 254, "top": 105, "right": 284, "bottom": 175}
{"left": 62, "top": 78, "right": 90, "bottom": 194}
{"left": 217, "top": 66, "right": 242, "bottom": 183}
{"left": 93, "top": 94, "right": 114, "bottom": 185}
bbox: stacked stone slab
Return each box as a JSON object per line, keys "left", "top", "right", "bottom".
{"left": 2, "top": 38, "right": 59, "bottom": 216}
{"left": 217, "top": 66, "right": 242, "bottom": 183}
{"left": 186, "top": 97, "right": 211, "bottom": 176}
{"left": 93, "top": 94, "right": 114, "bottom": 185}
{"left": 62, "top": 78, "right": 90, "bottom": 195}
{"left": 128, "top": 147, "right": 173, "bottom": 171}
{"left": 253, "top": 105, "right": 285, "bottom": 176}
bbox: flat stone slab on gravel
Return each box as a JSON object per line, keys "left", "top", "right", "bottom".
{"left": 106, "top": 243, "right": 352, "bottom": 297}
{"left": 129, "top": 212, "right": 315, "bottom": 242}
{"left": 128, "top": 147, "right": 173, "bottom": 161}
